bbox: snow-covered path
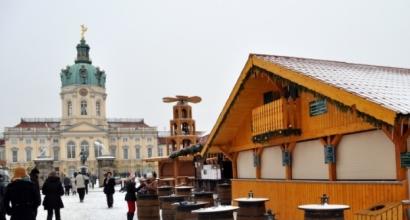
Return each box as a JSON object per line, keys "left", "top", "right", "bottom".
{"left": 41, "top": 187, "right": 127, "bottom": 220}
{"left": 12, "top": 186, "right": 129, "bottom": 220}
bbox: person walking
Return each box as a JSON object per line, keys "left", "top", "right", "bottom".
{"left": 90, "top": 175, "right": 96, "bottom": 189}
{"left": 75, "top": 171, "right": 86, "bottom": 202}
{"left": 124, "top": 175, "right": 137, "bottom": 220}
{"left": 4, "top": 167, "right": 41, "bottom": 220}
{"left": 70, "top": 175, "right": 77, "bottom": 196}
{"left": 63, "top": 175, "right": 71, "bottom": 196}
{"left": 84, "top": 174, "right": 89, "bottom": 194}
{"left": 103, "top": 171, "right": 115, "bottom": 208}
{"left": 29, "top": 167, "right": 41, "bottom": 218}
{"left": 42, "top": 172, "right": 64, "bottom": 220}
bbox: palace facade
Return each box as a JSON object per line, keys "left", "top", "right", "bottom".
{"left": 3, "top": 36, "right": 164, "bottom": 177}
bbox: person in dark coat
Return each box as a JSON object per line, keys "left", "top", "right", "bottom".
{"left": 29, "top": 167, "right": 41, "bottom": 218}
{"left": 4, "top": 167, "right": 41, "bottom": 220}
{"left": 124, "top": 175, "right": 137, "bottom": 220}
{"left": 103, "top": 171, "right": 116, "bottom": 208}
{"left": 0, "top": 170, "right": 10, "bottom": 220}
{"left": 42, "top": 171, "right": 64, "bottom": 220}
{"left": 62, "top": 175, "right": 71, "bottom": 196}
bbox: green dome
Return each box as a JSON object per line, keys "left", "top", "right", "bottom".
{"left": 60, "top": 39, "right": 106, "bottom": 88}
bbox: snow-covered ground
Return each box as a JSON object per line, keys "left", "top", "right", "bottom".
{"left": 7, "top": 186, "right": 129, "bottom": 220}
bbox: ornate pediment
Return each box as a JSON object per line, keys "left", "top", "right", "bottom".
{"left": 62, "top": 122, "right": 106, "bottom": 133}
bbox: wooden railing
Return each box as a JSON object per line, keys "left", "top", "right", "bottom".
{"left": 354, "top": 202, "right": 402, "bottom": 220}
{"left": 252, "top": 97, "right": 302, "bottom": 136}
{"left": 252, "top": 98, "right": 286, "bottom": 135}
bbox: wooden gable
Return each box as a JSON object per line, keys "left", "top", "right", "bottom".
{"left": 202, "top": 55, "right": 407, "bottom": 155}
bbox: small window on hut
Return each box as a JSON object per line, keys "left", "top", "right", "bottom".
{"left": 263, "top": 91, "right": 280, "bottom": 104}
{"left": 309, "top": 99, "right": 327, "bottom": 116}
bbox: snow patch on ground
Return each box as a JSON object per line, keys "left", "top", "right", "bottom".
{"left": 7, "top": 186, "right": 128, "bottom": 220}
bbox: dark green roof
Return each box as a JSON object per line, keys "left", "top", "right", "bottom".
{"left": 60, "top": 39, "right": 106, "bottom": 88}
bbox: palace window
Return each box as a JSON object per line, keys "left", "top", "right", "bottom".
{"left": 39, "top": 138, "right": 46, "bottom": 144}
{"left": 123, "top": 137, "right": 128, "bottom": 142}
{"left": 80, "top": 100, "right": 87, "bottom": 115}
{"left": 111, "top": 137, "right": 116, "bottom": 142}
{"left": 0, "top": 148, "right": 4, "bottom": 161}
{"left": 80, "top": 141, "right": 89, "bottom": 156}
{"left": 67, "top": 141, "right": 76, "bottom": 159}
{"left": 135, "top": 137, "right": 140, "bottom": 142}
{"left": 94, "top": 140, "right": 103, "bottom": 157}
{"left": 147, "top": 146, "right": 153, "bottom": 158}
{"left": 123, "top": 146, "right": 129, "bottom": 160}
{"left": 158, "top": 146, "right": 163, "bottom": 157}
{"left": 147, "top": 137, "right": 152, "bottom": 142}
{"left": 135, "top": 145, "right": 141, "bottom": 159}
{"left": 110, "top": 146, "right": 116, "bottom": 157}
{"left": 12, "top": 149, "right": 18, "bottom": 163}
{"left": 53, "top": 147, "right": 59, "bottom": 161}
{"left": 96, "top": 101, "right": 101, "bottom": 116}
{"left": 25, "top": 138, "right": 31, "bottom": 144}
{"left": 53, "top": 138, "right": 59, "bottom": 144}
{"left": 26, "top": 147, "right": 32, "bottom": 162}
{"left": 10, "top": 138, "right": 17, "bottom": 144}
{"left": 67, "top": 101, "right": 72, "bottom": 116}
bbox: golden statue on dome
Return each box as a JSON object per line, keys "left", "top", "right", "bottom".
{"left": 80, "top": 24, "right": 88, "bottom": 39}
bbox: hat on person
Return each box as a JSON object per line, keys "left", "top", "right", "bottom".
{"left": 13, "top": 167, "right": 27, "bottom": 180}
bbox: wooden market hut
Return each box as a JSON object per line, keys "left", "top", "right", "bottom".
{"left": 201, "top": 54, "right": 410, "bottom": 220}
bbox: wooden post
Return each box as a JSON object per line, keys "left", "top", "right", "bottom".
{"left": 383, "top": 125, "right": 408, "bottom": 181}
{"left": 321, "top": 135, "right": 342, "bottom": 181}
{"left": 282, "top": 143, "right": 295, "bottom": 180}
{"left": 256, "top": 148, "right": 264, "bottom": 179}
{"left": 232, "top": 152, "right": 238, "bottom": 179}
{"left": 173, "top": 159, "right": 179, "bottom": 185}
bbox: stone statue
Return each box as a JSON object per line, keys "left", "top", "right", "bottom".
{"left": 80, "top": 149, "right": 88, "bottom": 165}
{"left": 80, "top": 24, "right": 88, "bottom": 39}
{"left": 39, "top": 146, "right": 47, "bottom": 157}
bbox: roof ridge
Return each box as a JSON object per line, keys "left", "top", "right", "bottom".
{"left": 251, "top": 53, "right": 410, "bottom": 73}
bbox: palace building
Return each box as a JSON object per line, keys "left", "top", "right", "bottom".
{"left": 3, "top": 34, "right": 163, "bottom": 177}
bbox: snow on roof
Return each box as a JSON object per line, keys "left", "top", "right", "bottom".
{"left": 256, "top": 54, "right": 410, "bottom": 115}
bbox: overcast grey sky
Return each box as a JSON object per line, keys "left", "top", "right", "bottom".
{"left": 1, "top": 0, "right": 409, "bottom": 133}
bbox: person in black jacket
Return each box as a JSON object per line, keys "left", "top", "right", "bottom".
{"left": 4, "top": 167, "right": 41, "bottom": 220}
{"left": 62, "top": 175, "right": 71, "bottom": 196}
{"left": 103, "top": 171, "right": 115, "bottom": 208}
{"left": 29, "top": 167, "right": 41, "bottom": 218}
{"left": 124, "top": 176, "right": 137, "bottom": 220}
{"left": 0, "top": 170, "right": 10, "bottom": 220}
{"left": 42, "top": 171, "right": 64, "bottom": 220}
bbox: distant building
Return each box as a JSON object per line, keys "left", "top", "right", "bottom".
{"left": 3, "top": 36, "right": 165, "bottom": 176}
{"left": 0, "top": 136, "right": 5, "bottom": 166}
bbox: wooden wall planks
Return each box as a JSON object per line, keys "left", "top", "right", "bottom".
{"left": 232, "top": 179, "right": 407, "bottom": 220}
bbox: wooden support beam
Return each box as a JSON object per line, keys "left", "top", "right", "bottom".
{"left": 282, "top": 143, "right": 295, "bottom": 180}
{"left": 321, "top": 134, "right": 343, "bottom": 181}
{"left": 232, "top": 152, "right": 239, "bottom": 179}
{"left": 331, "top": 134, "right": 343, "bottom": 146}
{"left": 256, "top": 148, "right": 264, "bottom": 179}
{"left": 218, "top": 146, "right": 233, "bottom": 161}
{"left": 382, "top": 125, "right": 394, "bottom": 142}
{"left": 173, "top": 159, "right": 179, "bottom": 184}
{"left": 383, "top": 124, "right": 408, "bottom": 181}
